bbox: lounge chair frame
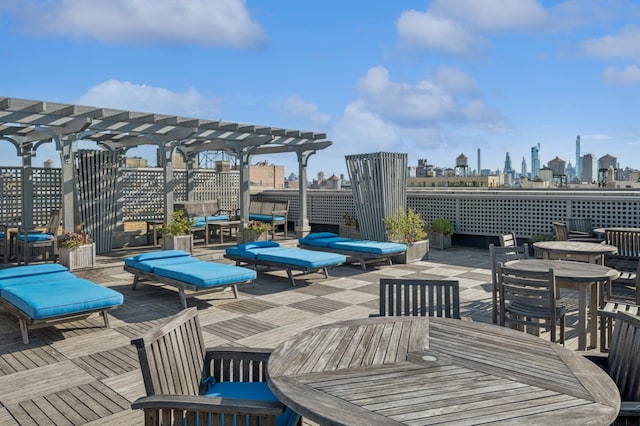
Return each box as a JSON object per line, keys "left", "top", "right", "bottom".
{"left": 124, "top": 265, "right": 245, "bottom": 308}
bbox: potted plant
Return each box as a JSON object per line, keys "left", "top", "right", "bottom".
{"left": 428, "top": 217, "right": 454, "bottom": 250}
{"left": 237, "top": 220, "right": 272, "bottom": 244}
{"left": 161, "top": 210, "right": 195, "bottom": 253}
{"left": 59, "top": 231, "right": 95, "bottom": 270}
{"left": 340, "top": 213, "right": 361, "bottom": 239}
{"left": 384, "top": 208, "right": 429, "bottom": 263}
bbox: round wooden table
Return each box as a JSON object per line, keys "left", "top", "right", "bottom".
{"left": 504, "top": 258, "right": 619, "bottom": 350}
{"left": 533, "top": 240, "right": 618, "bottom": 264}
{"left": 267, "top": 316, "right": 620, "bottom": 425}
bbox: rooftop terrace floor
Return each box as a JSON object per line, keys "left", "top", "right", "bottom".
{"left": 0, "top": 242, "right": 592, "bottom": 425}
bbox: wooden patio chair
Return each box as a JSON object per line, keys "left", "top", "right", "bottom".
{"left": 498, "top": 263, "right": 566, "bottom": 344}
{"left": 554, "top": 221, "right": 602, "bottom": 243}
{"left": 566, "top": 217, "right": 598, "bottom": 239}
{"left": 16, "top": 209, "right": 61, "bottom": 265}
{"left": 499, "top": 232, "right": 517, "bottom": 248}
{"left": 130, "top": 307, "right": 300, "bottom": 426}
{"left": 377, "top": 279, "right": 461, "bottom": 319}
{"left": 489, "top": 243, "right": 529, "bottom": 324}
{"left": 583, "top": 311, "right": 640, "bottom": 423}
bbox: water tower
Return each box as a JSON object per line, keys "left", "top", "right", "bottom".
{"left": 455, "top": 153, "right": 469, "bottom": 177}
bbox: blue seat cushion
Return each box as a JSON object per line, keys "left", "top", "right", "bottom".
{"left": 0, "top": 279, "right": 123, "bottom": 319}
{"left": 194, "top": 215, "right": 230, "bottom": 227}
{"left": 0, "top": 263, "right": 68, "bottom": 280}
{"left": 299, "top": 235, "right": 351, "bottom": 248}
{"left": 130, "top": 250, "right": 191, "bottom": 262}
{"left": 152, "top": 262, "right": 257, "bottom": 288}
{"left": 125, "top": 255, "right": 201, "bottom": 273}
{"left": 17, "top": 233, "right": 55, "bottom": 242}
{"left": 300, "top": 232, "right": 339, "bottom": 240}
{"left": 203, "top": 381, "right": 299, "bottom": 426}
{"left": 255, "top": 247, "right": 345, "bottom": 269}
{"left": 328, "top": 240, "right": 406, "bottom": 255}
{"left": 0, "top": 270, "right": 77, "bottom": 289}
{"left": 248, "top": 214, "right": 286, "bottom": 223}
{"left": 225, "top": 241, "right": 280, "bottom": 259}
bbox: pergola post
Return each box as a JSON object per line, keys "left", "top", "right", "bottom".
{"left": 237, "top": 149, "right": 251, "bottom": 223}
{"left": 186, "top": 152, "right": 196, "bottom": 200}
{"left": 60, "top": 140, "right": 77, "bottom": 233}
{"left": 295, "top": 149, "right": 312, "bottom": 236}
{"left": 20, "top": 141, "right": 34, "bottom": 227}
{"left": 161, "top": 144, "right": 176, "bottom": 224}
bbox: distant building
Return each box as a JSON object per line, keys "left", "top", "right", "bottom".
{"left": 250, "top": 161, "right": 284, "bottom": 189}
{"left": 582, "top": 153, "right": 597, "bottom": 184}
{"left": 326, "top": 174, "right": 342, "bottom": 190}
{"left": 521, "top": 156, "right": 527, "bottom": 178}
{"left": 531, "top": 143, "right": 541, "bottom": 178}
{"left": 455, "top": 153, "right": 469, "bottom": 177}
{"left": 408, "top": 175, "right": 503, "bottom": 188}
{"left": 576, "top": 135, "right": 582, "bottom": 180}
{"left": 125, "top": 157, "right": 149, "bottom": 168}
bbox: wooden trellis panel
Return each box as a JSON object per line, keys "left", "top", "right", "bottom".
{"left": 345, "top": 152, "right": 407, "bottom": 241}
{"left": 76, "top": 150, "right": 118, "bottom": 254}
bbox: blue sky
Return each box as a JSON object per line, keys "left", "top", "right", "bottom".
{"left": 1, "top": 0, "right": 639, "bottom": 179}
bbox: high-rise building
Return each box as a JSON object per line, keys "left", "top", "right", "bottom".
{"left": 582, "top": 153, "right": 597, "bottom": 183}
{"left": 575, "top": 135, "right": 582, "bottom": 180}
{"left": 504, "top": 152, "right": 514, "bottom": 179}
{"left": 521, "top": 157, "right": 527, "bottom": 178}
{"left": 477, "top": 148, "right": 481, "bottom": 177}
{"left": 531, "top": 143, "right": 541, "bottom": 178}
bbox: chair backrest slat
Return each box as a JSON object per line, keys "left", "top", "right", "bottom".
{"left": 380, "top": 279, "right": 460, "bottom": 319}
{"left": 131, "top": 308, "right": 206, "bottom": 397}
{"left": 553, "top": 222, "right": 569, "bottom": 241}
{"left": 499, "top": 232, "right": 517, "bottom": 248}
{"left": 607, "top": 312, "right": 640, "bottom": 401}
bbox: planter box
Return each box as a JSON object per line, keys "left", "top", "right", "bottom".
{"left": 162, "top": 235, "right": 193, "bottom": 254}
{"left": 392, "top": 239, "right": 429, "bottom": 264}
{"left": 429, "top": 233, "right": 452, "bottom": 250}
{"left": 59, "top": 243, "right": 95, "bottom": 271}
{"left": 339, "top": 225, "right": 361, "bottom": 239}
{"left": 236, "top": 229, "right": 268, "bottom": 244}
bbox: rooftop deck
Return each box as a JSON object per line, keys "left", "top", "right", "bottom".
{"left": 0, "top": 242, "right": 590, "bottom": 425}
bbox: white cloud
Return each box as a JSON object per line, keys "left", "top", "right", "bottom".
{"left": 396, "top": 10, "right": 480, "bottom": 55}
{"left": 582, "top": 26, "right": 640, "bottom": 60}
{"left": 12, "top": 0, "right": 267, "bottom": 49}
{"left": 76, "top": 79, "right": 223, "bottom": 117}
{"left": 397, "top": 0, "right": 546, "bottom": 56}
{"left": 282, "top": 94, "right": 331, "bottom": 126}
{"left": 434, "top": 66, "right": 478, "bottom": 94}
{"left": 602, "top": 65, "right": 640, "bottom": 84}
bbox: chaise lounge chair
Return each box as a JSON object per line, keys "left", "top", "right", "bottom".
{"left": 124, "top": 250, "right": 257, "bottom": 308}
{"left": 0, "top": 264, "right": 124, "bottom": 344}
{"left": 298, "top": 232, "right": 407, "bottom": 271}
{"left": 224, "top": 241, "right": 346, "bottom": 286}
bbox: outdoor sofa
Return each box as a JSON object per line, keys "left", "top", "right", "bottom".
{"left": 0, "top": 263, "right": 124, "bottom": 344}
{"left": 224, "top": 241, "right": 346, "bottom": 286}
{"left": 124, "top": 250, "right": 256, "bottom": 308}
{"left": 298, "top": 232, "right": 407, "bottom": 271}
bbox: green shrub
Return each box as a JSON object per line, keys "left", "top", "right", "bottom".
{"left": 429, "top": 217, "right": 454, "bottom": 235}
{"left": 384, "top": 208, "right": 427, "bottom": 244}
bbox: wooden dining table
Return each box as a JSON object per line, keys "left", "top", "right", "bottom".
{"left": 267, "top": 316, "right": 620, "bottom": 425}
{"left": 533, "top": 240, "right": 618, "bottom": 265}
{"left": 504, "top": 258, "right": 619, "bottom": 350}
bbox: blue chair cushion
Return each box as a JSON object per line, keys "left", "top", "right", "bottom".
{"left": 0, "top": 263, "right": 68, "bottom": 280}
{"left": 248, "top": 214, "right": 286, "bottom": 223}
{"left": 0, "top": 270, "right": 77, "bottom": 289}
{"left": 194, "top": 215, "right": 231, "bottom": 227}
{"left": 152, "top": 262, "right": 257, "bottom": 288}
{"left": 0, "top": 279, "right": 123, "bottom": 319}
{"left": 328, "top": 240, "right": 406, "bottom": 255}
{"left": 237, "top": 241, "right": 280, "bottom": 250}
{"left": 124, "top": 255, "right": 201, "bottom": 273}
{"left": 203, "top": 381, "right": 299, "bottom": 426}
{"left": 17, "top": 233, "right": 55, "bottom": 242}
{"left": 300, "top": 232, "right": 339, "bottom": 240}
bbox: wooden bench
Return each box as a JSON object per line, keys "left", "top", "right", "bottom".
{"left": 245, "top": 200, "right": 289, "bottom": 239}
{"left": 174, "top": 201, "right": 232, "bottom": 245}
{"left": 605, "top": 228, "right": 640, "bottom": 273}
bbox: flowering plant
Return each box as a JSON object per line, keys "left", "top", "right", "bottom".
{"left": 243, "top": 220, "right": 271, "bottom": 235}
{"left": 59, "top": 232, "right": 91, "bottom": 249}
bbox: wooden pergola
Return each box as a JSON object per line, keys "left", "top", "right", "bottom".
{"left": 0, "top": 96, "right": 332, "bottom": 244}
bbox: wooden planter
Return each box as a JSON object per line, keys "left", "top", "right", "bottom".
{"left": 429, "top": 233, "right": 452, "bottom": 250}
{"left": 392, "top": 239, "right": 429, "bottom": 264}
{"left": 162, "top": 235, "right": 193, "bottom": 254}
{"left": 237, "top": 229, "right": 268, "bottom": 244}
{"left": 59, "top": 243, "right": 96, "bottom": 271}
{"left": 339, "top": 225, "right": 361, "bottom": 239}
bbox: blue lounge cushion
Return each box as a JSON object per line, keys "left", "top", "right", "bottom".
{"left": 0, "top": 270, "right": 77, "bottom": 289}
{"left": 0, "top": 263, "right": 68, "bottom": 280}
{"left": 131, "top": 250, "right": 191, "bottom": 262}
{"left": 225, "top": 246, "right": 279, "bottom": 259}
{"left": 299, "top": 235, "right": 351, "bottom": 248}
{"left": 17, "top": 233, "right": 55, "bottom": 242}
{"left": 203, "top": 381, "right": 299, "bottom": 426}
{"left": 255, "top": 247, "right": 345, "bottom": 269}
{"left": 124, "top": 256, "right": 201, "bottom": 273}
{"left": 0, "top": 279, "right": 123, "bottom": 319}
{"left": 248, "top": 214, "right": 286, "bottom": 222}
{"left": 301, "top": 232, "right": 339, "bottom": 240}
{"left": 328, "top": 240, "right": 406, "bottom": 255}
{"left": 152, "top": 262, "right": 257, "bottom": 288}
{"left": 237, "top": 241, "right": 280, "bottom": 251}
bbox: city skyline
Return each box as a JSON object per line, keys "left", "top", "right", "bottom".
{"left": 0, "top": 1, "right": 639, "bottom": 177}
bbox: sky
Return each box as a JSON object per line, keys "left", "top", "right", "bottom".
{"left": 1, "top": 0, "right": 640, "bottom": 179}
